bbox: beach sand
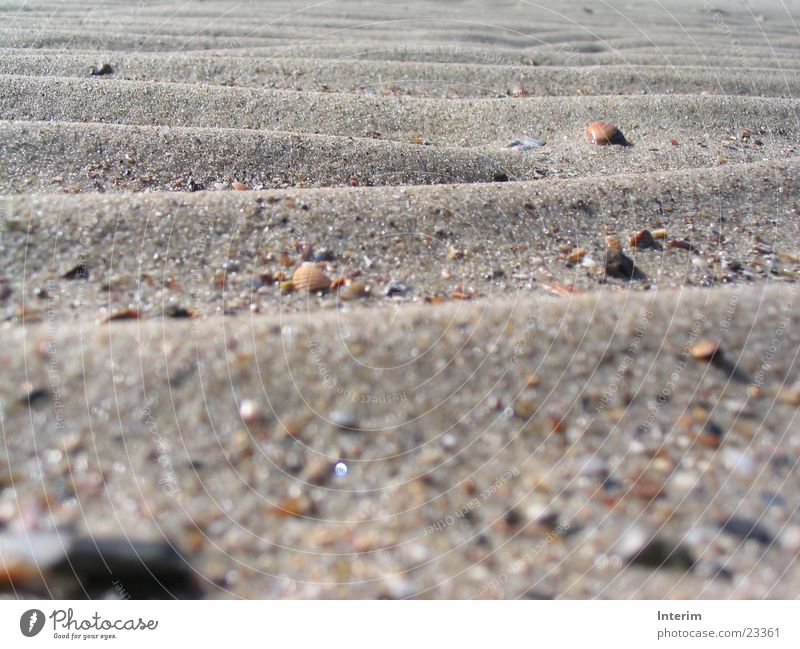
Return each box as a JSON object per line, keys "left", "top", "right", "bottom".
{"left": 1, "top": 0, "right": 800, "bottom": 599}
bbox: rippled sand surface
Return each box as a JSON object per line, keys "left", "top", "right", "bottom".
{"left": 1, "top": 0, "right": 800, "bottom": 599}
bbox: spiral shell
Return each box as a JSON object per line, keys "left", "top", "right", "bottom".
{"left": 586, "top": 120, "right": 628, "bottom": 146}
{"left": 292, "top": 262, "right": 331, "bottom": 292}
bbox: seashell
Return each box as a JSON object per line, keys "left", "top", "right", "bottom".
{"left": 690, "top": 339, "right": 719, "bottom": 360}
{"left": 231, "top": 181, "right": 248, "bottom": 191}
{"left": 586, "top": 120, "right": 628, "bottom": 146}
{"left": 292, "top": 262, "right": 331, "bottom": 292}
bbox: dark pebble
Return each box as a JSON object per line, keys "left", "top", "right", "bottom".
{"left": 504, "top": 508, "right": 524, "bottom": 527}
{"left": 312, "top": 248, "right": 335, "bottom": 262}
{"left": 53, "top": 538, "right": 202, "bottom": 599}
{"left": 62, "top": 263, "right": 89, "bottom": 280}
{"left": 719, "top": 516, "right": 774, "bottom": 545}
{"left": 629, "top": 538, "right": 695, "bottom": 571}
{"left": 385, "top": 281, "right": 410, "bottom": 298}
{"left": 21, "top": 387, "right": 49, "bottom": 408}
{"left": 165, "top": 305, "right": 196, "bottom": 318}
{"left": 90, "top": 63, "right": 114, "bottom": 76}
{"left": 604, "top": 249, "right": 643, "bottom": 281}
{"left": 521, "top": 589, "right": 554, "bottom": 599}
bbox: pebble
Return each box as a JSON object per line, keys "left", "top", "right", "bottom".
{"left": 62, "top": 263, "right": 89, "bottom": 280}
{"left": 721, "top": 448, "right": 756, "bottom": 476}
{"left": 1, "top": 532, "right": 199, "bottom": 598}
{"left": 689, "top": 339, "right": 719, "bottom": 360}
{"left": 384, "top": 281, "right": 410, "bottom": 298}
{"left": 578, "top": 456, "right": 609, "bottom": 478}
{"left": 604, "top": 249, "right": 639, "bottom": 280}
{"left": 330, "top": 410, "right": 359, "bottom": 431}
{"left": 239, "top": 399, "right": 262, "bottom": 424}
{"left": 90, "top": 63, "right": 114, "bottom": 76}
{"left": 506, "top": 137, "right": 546, "bottom": 151}
{"left": 630, "top": 229, "right": 660, "bottom": 250}
{"left": 719, "top": 516, "right": 774, "bottom": 545}
{"left": 617, "top": 528, "right": 695, "bottom": 571}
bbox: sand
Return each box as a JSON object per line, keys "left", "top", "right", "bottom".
{"left": 1, "top": 0, "right": 800, "bottom": 599}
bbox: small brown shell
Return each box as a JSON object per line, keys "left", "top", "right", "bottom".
{"left": 292, "top": 262, "right": 331, "bottom": 292}
{"left": 586, "top": 120, "right": 628, "bottom": 146}
{"left": 231, "top": 181, "right": 248, "bottom": 191}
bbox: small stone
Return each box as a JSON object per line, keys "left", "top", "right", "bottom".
{"left": 777, "top": 387, "right": 800, "bottom": 406}
{"left": 689, "top": 339, "right": 719, "bottom": 361}
{"left": 604, "top": 249, "right": 639, "bottom": 280}
{"left": 668, "top": 239, "right": 695, "bottom": 251}
{"left": 719, "top": 516, "right": 774, "bottom": 545}
{"left": 506, "top": 137, "right": 546, "bottom": 151}
{"left": 90, "top": 63, "right": 114, "bottom": 76}
{"left": 630, "top": 229, "right": 660, "bottom": 250}
{"left": 524, "top": 373, "right": 540, "bottom": 388}
{"left": 62, "top": 263, "right": 89, "bottom": 280}
{"left": 330, "top": 410, "right": 359, "bottom": 431}
{"left": 384, "top": 281, "right": 410, "bottom": 298}
{"left": 617, "top": 528, "right": 694, "bottom": 571}
{"left": 722, "top": 448, "right": 756, "bottom": 476}
{"left": 567, "top": 247, "right": 587, "bottom": 263}
{"left": 239, "top": 399, "right": 261, "bottom": 424}
{"left": 273, "top": 496, "right": 316, "bottom": 518}
{"left": 340, "top": 280, "right": 368, "bottom": 300}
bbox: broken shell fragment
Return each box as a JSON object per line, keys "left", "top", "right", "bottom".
{"left": 292, "top": 262, "right": 331, "bottom": 292}
{"left": 586, "top": 120, "right": 629, "bottom": 146}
